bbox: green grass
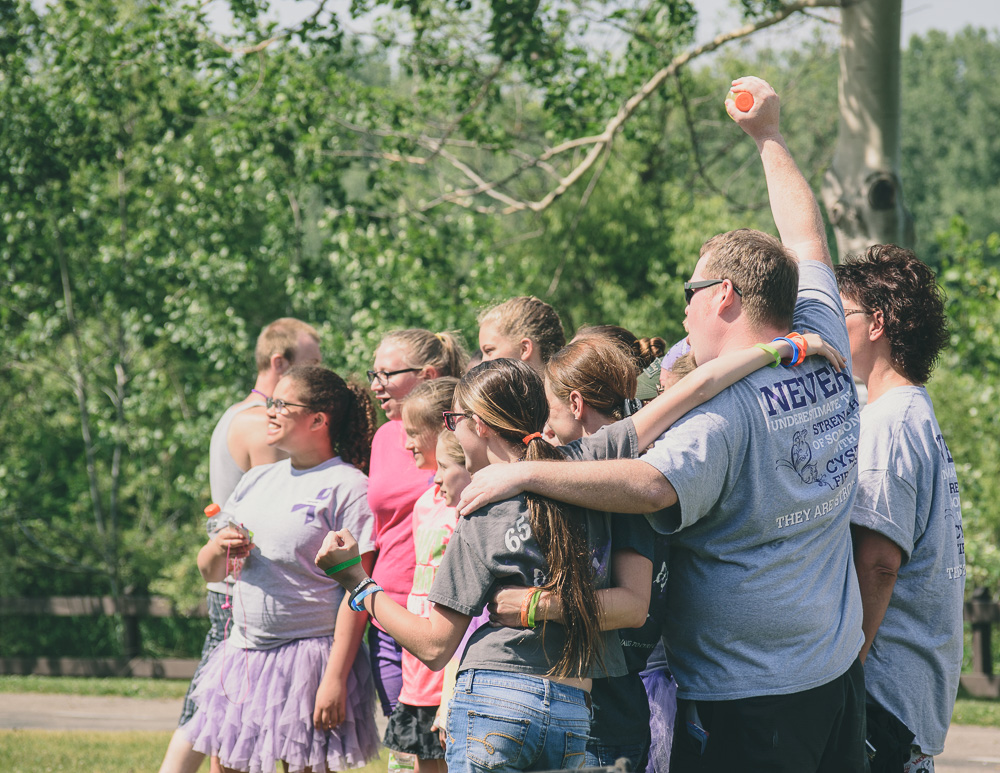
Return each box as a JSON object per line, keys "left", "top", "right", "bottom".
{"left": 0, "top": 674, "right": 189, "bottom": 699}
{"left": 0, "top": 729, "right": 192, "bottom": 772}
{"left": 953, "top": 687, "right": 1000, "bottom": 727}
{"left": 0, "top": 729, "right": 390, "bottom": 773}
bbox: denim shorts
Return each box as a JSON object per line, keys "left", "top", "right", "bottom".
{"left": 444, "top": 669, "right": 593, "bottom": 773}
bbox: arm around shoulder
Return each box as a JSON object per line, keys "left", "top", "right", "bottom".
{"left": 459, "top": 458, "right": 677, "bottom": 516}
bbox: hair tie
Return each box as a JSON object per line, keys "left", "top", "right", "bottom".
{"left": 523, "top": 432, "right": 543, "bottom": 445}
{"left": 435, "top": 332, "right": 445, "bottom": 343}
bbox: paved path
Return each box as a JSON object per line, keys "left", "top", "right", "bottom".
{"left": 0, "top": 692, "right": 997, "bottom": 770}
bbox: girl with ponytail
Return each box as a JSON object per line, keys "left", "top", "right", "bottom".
{"left": 176, "top": 365, "right": 380, "bottom": 773}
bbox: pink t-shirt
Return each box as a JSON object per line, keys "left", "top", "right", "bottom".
{"left": 368, "top": 420, "right": 435, "bottom": 620}
{"left": 398, "top": 484, "right": 459, "bottom": 707}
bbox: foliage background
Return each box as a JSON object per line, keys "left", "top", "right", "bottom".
{"left": 1, "top": 0, "right": 998, "bottom": 657}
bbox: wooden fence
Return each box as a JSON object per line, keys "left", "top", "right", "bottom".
{"left": 0, "top": 596, "right": 206, "bottom": 679}
{"left": 4, "top": 591, "right": 1000, "bottom": 692}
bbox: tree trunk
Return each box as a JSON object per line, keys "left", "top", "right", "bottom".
{"left": 822, "top": 0, "right": 914, "bottom": 260}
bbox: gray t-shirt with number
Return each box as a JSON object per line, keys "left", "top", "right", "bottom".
{"left": 640, "top": 261, "right": 864, "bottom": 701}
{"left": 428, "top": 426, "right": 637, "bottom": 679}
{"left": 852, "top": 386, "right": 964, "bottom": 755}
{"left": 216, "top": 456, "right": 375, "bottom": 650}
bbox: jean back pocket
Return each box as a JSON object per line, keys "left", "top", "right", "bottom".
{"left": 465, "top": 710, "right": 531, "bottom": 771}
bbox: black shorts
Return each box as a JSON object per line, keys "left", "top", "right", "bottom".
{"left": 383, "top": 702, "right": 446, "bottom": 760}
{"left": 670, "top": 657, "right": 868, "bottom": 773}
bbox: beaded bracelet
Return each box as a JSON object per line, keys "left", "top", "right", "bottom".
{"left": 350, "top": 584, "right": 383, "bottom": 612}
{"left": 754, "top": 343, "right": 782, "bottom": 368}
{"left": 324, "top": 555, "right": 361, "bottom": 577}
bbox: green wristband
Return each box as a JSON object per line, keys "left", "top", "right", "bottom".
{"left": 324, "top": 555, "right": 362, "bottom": 577}
{"left": 526, "top": 590, "right": 542, "bottom": 628}
{"left": 754, "top": 343, "right": 782, "bottom": 368}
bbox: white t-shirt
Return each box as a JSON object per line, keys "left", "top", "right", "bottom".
{"left": 216, "top": 456, "right": 375, "bottom": 650}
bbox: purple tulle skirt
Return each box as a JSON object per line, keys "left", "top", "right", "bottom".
{"left": 182, "top": 635, "right": 380, "bottom": 773}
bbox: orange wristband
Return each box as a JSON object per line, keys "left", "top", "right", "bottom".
{"left": 520, "top": 589, "right": 534, "bottom": 628}
{"left": 787, "top": 332, "right": 808, "bottom": 365}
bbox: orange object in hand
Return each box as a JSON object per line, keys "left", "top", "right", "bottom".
{"left": 205, "top": 503, "right": 221, "bottom": 518}
{"left": 734, "top": 91, "right": 754, "bottom": 112}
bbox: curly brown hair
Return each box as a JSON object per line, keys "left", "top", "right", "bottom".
{"left": 285, "top": 365, "right": 377, "bottom": 473}
{"left": 835, "top": 245, "right": 949, "bottom": 384}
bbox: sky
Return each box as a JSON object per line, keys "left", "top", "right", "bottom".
{"left": 237, "top": 0, "right": 1000, "bottom": 42}
{"left": 692, "top": 0, "right": 1000, "bottom": 47}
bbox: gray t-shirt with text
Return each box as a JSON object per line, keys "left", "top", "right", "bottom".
{"left": 852, "top": 386, "right": 964, "bottom": 754}
{"left": 641, "top": 261, "right": 864, "bottom": 701}
{"left": 429, "top": 427, "right": 637, "bottom": 680}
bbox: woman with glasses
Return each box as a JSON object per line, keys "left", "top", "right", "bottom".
{"left": 367, "top": 329, "right": 468, "bottom": 729}
{"left": 176, "top": 365, "right": 380, "bottom": 773}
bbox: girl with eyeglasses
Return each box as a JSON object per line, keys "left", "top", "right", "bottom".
{"left": 175, "top": 365, "right": 380, "bottom": 773}
{"left": 366, "top": 329, "right": 469, "bottom": 738}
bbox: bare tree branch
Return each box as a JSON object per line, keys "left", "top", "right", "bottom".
{"left": 327, "top": 0, "right": 840, "bottom": 216}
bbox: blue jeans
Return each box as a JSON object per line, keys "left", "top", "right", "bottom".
{"left": 445, "top": 669, "right": 593, "bottom": 773}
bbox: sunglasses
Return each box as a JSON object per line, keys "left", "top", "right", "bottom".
{"left": 684, "top": 278, "right": 742, "bottom": 304}
{"left": 442, "top": 411, "right": 473, "bottom": 432}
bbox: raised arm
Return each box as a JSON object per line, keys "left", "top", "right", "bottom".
{"left": 728, "top": 76, "right": 832, "bottom": 269}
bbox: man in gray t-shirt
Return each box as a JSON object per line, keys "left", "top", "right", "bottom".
{"left": 457, "top": 76, "right": 867, "bottom": 772}
{"left": 836, "top": 246, "right": 963, "bottom": 771}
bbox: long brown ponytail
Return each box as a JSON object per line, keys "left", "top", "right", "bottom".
{"left": 454, "top": 359, "right": 603, "bottom": 678}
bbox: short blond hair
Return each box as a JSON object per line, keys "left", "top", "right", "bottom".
{"left": 255, "top": 318, "right": 320, "bottom": 373}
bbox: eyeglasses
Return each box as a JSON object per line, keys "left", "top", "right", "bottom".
{"left": 684, "top": 278, "right": 743, "bottom": 304}
{"left": 367, "top": 368, "right": 420, "bottom": 386}
{"left": 265, "top": 396, "right": 312, "bottom": 414}
{"left": 442, "top": 411, "right": 473, "bottom": 431}
{"left": 843, "top": 309, "right": 870, "bottom": 317}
